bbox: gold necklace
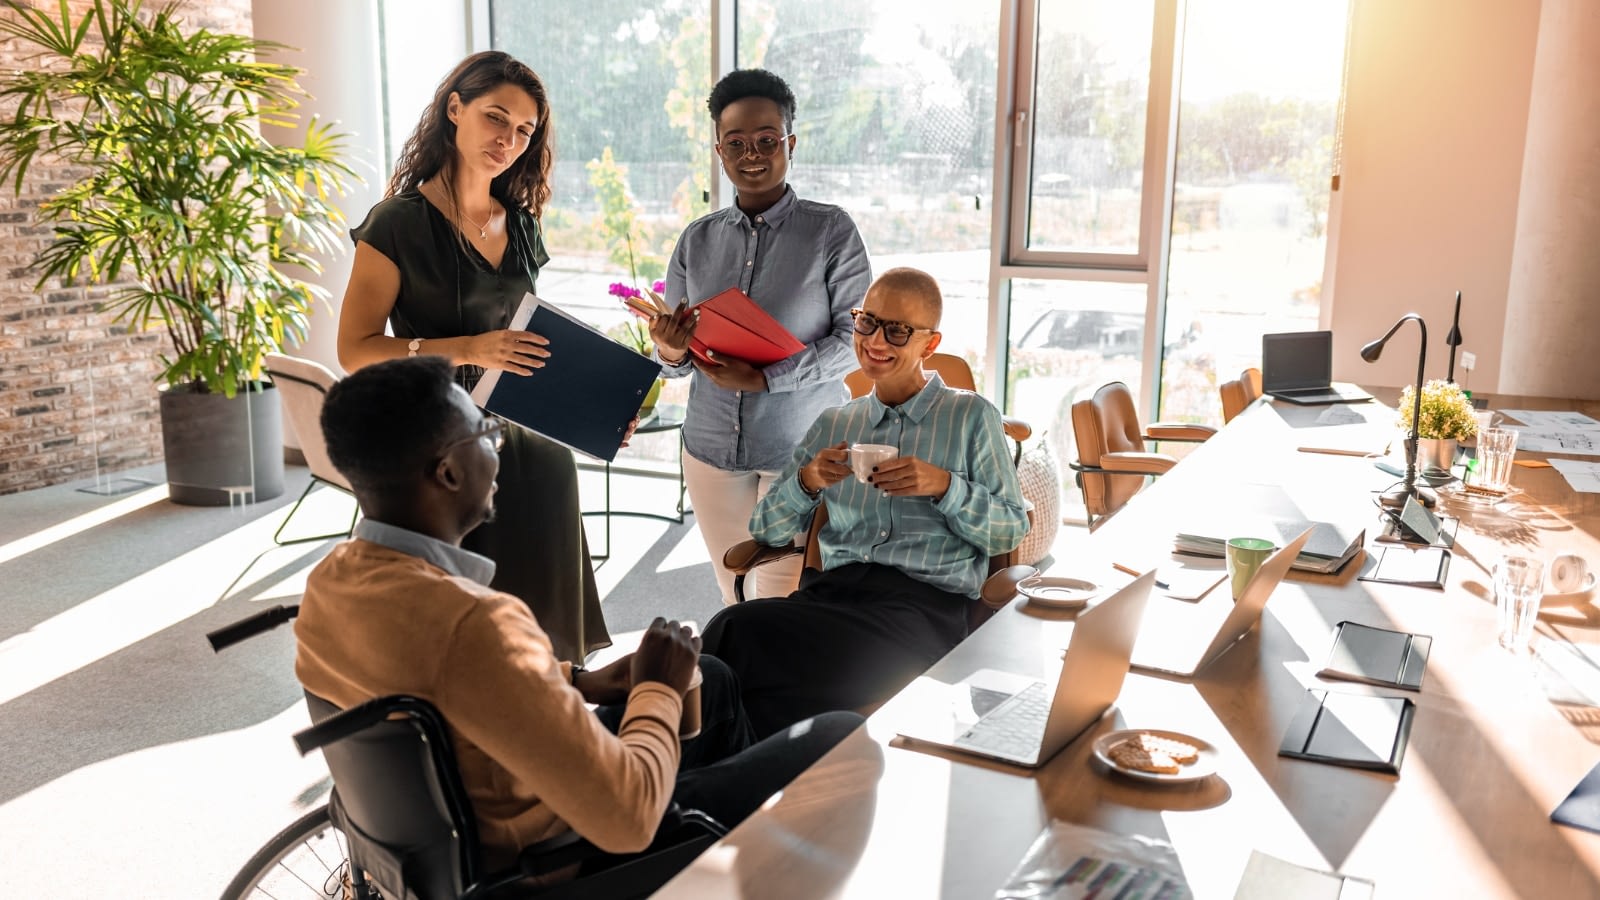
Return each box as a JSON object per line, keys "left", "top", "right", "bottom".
{"left": 456, "top": 202, "right": 497, "bottom": 239}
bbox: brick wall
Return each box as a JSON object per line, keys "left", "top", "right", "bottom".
{"left": 0, "top": 0, "right": 255, "bottom": 495}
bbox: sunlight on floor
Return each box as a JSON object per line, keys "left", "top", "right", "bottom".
{"left": 0, "top": 485, "right": 166, "bottom": 566}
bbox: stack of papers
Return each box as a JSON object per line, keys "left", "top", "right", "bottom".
{"left": 1174, "top": 518, "right": 1364, "bottom": 575}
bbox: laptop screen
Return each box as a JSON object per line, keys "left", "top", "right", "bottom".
{"left": 1262, "top": 331, "right": 1333, "bottom": 392}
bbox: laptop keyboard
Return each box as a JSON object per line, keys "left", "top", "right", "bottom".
{"left": 956, "top": 680, "right": 1050, "bottom": 759}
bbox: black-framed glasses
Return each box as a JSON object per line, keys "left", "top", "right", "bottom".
{"left": 850, "top": 308, "right": 936, "bottom": 347}
{"left": 438, "top": 418, "right": 506, "bottom": 460}
{"left": 717, "top": 131, "right": 792, "bottom": 159}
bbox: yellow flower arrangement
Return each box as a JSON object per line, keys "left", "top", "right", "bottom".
{"left": 1396, "top": 379, "right": 1477, "bottom": 440}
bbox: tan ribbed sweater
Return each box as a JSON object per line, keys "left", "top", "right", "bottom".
{"left": 294, "top": 539, "right": 681, "bottom": 863}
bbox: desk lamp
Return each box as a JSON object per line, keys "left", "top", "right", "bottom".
{"left": 1445, "top": 290, "right": 1463, "bottom": 384}
{"left": 1361, "top": 314, "right": 1437, "bottom": 509}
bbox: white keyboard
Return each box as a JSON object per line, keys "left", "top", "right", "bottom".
{"left": 956, "top": 680, "right": 1049, "bottom": 759}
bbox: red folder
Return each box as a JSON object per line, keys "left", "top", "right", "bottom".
{"left": 688, "top": 287, "right": 805, "bottom": 367}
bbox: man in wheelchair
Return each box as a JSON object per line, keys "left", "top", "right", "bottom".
{"left": 702, "top": 267, "right": 1029, "bottom": 737}
{"left": 295, "top": 355, "right": 860, "bottom": 873}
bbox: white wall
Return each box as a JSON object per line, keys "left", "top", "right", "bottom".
{"left": 1327, "top": 0, "right": 1541, "bottom": 392}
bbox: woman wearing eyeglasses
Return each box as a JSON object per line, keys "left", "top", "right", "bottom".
{"left": 650, "top": 69, "right": 872, "bottom": 606}
{"left": 336, "top": 51, "right": 610, "bottom": 663}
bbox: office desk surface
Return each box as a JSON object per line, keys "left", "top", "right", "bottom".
{"left": 659, "top": 394, "right": 1600, "bottom": 899}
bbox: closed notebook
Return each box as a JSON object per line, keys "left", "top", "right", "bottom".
{"left": 1233, "top": 850, "right": 1375, "bottom": 900}
{"left": 687, "top": 287, "right": 805, "bottom": 367}
{"left": 470, "top": 293, "right": 660, "bottom": 462}
{"left": 1278, "top": 689, "right": 1415, "bottom": 775}
{"left": 1318, "top": 621, "right": 1431, "bottom": 691}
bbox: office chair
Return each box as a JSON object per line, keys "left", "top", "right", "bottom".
{"left": 218, "top": 354, "right": 359, "bottom": 600}
{"left": 844, "top": 352, "right": 1032, "bottom": 458}
{"left": 290, "top": 692, "right": 727, "bottom": 900}
{"left": 1219, "top": 367, "right": 1263, "bottom": 423}
{"left": 1070, "top": 381, "right": 1215, "bottom": 531}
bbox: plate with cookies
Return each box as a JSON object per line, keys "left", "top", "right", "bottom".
{"left": 1093, "top": 729, "right": 1219, "bottom": 784}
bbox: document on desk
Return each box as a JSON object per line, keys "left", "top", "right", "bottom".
{"left": 996, "top": 820, "right": 1192, "bottom": 900}
{"left": 1232, "top": 851, "right": 1374, "bottom": 900}
{"left": 1550, "top": 458, "right": 1600, "bottom": 494}
{"left": 1498, "top": 410, "right": 1600, "bottom": 457}
{"left": 1278, "top": 689, "right": 1414, "bottom": 774}
{"left": 471, "top": 294, "right": 662, "bottom": 462}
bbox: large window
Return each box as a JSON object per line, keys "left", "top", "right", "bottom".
{"left": 736, "top": 1, "right": 1000, "bottom": 380}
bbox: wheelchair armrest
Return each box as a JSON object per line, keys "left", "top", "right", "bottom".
{"left": 513, "top": 829, "right": 602, "bottom": 880}
{"left": 723, "top": 539, "right": 804, "bottom": 574}
{"left": 1145, "top": 422, "right": 1216, "bottom": 443}
{"left": 980, "top": 565, "right": 1039, "bottom": 611}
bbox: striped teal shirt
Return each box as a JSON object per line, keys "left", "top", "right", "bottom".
{"left": 751, "top": 373, "right": 1028, "bottom": 598}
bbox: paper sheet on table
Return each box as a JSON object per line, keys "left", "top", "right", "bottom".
{"left": 1499, "top": 410, "right": 1600, "bottom": 430}
{"left": 1498, "top": 410, "right": 1600, "bottom": 456}
{"left": 1550, "top": 458, "right": 1600, "bottom": 493}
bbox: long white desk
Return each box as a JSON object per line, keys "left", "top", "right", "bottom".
{"left": 660, "top": 393, "right": 1600, "bottom": 899}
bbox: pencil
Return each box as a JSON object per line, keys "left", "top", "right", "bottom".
{"left": 1111, "top": 562, "right": 1141, "bottom": 578}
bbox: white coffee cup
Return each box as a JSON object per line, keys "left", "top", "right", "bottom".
{"left": 1550, "top": 553, "right": 1590, "bottom": 593}
{"left": 849, "top": 443, "right": 898, "bottom": 484}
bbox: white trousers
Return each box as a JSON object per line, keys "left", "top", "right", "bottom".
{"left": 683, "top": 451, "right": 804, "bottom": 605}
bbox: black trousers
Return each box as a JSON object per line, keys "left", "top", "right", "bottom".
{"left": 700, "top": 563, "right": 971, "bottom": 739}
{"left": 596, "top": 656, "right": 861, "bottom": 832}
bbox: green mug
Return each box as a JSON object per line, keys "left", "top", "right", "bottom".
{"left": 1226, "top": 537, "right": 1277, "bottom": 600}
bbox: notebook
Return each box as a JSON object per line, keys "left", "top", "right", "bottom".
{"left": 1317, "top": 621, "right": 1431, "bottom": 691}
{"left": 1278, "top": 689, "right": 1415, "bottom": 775}
{"left": 687, "top": 286, "right": 805, "bottom": 367}
{"left": 895, "top": 571, "right": 1156, "bottom": 768}
{"left": 1262, "top": 331, "right": 1373, "bottom": 406}
{"left": 1132, "top": 528, "right": 1312, "bottom": 677}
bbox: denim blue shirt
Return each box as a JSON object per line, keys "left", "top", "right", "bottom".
{"left": 661, "top": 187, "right": 871, "bottom": 472}
{"left": 751, "top": 374, "right": 1029, "bottom": 598}
{"left": 353, "top": 518, "right": 497, "bottom": 586}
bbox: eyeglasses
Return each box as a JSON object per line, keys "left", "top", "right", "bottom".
{"left": 850, "top": 309, "right": 937, "bottom": 347}
{"left": 717, "top": 131, "right": 792, "bottom": 159}
{"left": 438, "top": 418, "right": 506, "bottom": 459}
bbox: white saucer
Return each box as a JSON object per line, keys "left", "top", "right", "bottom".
{"left": 1017, "top": 576, "right": 1099, "bottom": 609}
{"left": 1544, "top": 572, "right": 1597, "bottom": 606}
{"left": 1092, "top": 729, "right": 1219, "bottom": 784}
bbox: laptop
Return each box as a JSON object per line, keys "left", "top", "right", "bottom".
{"left": 1131, "top": 528, "right": 1313, "bottom": 677}
{"left": 1262, "top": 331, "right": 1373, "bottom": 405}
{"left": 895, "top": 571, "right": 1155, "bottom": 768}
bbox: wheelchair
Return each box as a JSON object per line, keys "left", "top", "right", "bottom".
{"left": 209, "top": 605, "right": 727, "bottom": 899}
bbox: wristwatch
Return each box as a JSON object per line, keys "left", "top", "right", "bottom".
{"left": 407, "top": 337, "right": 422, "bottom": 357}
{"left": 569, "top": 664, "right": 585, "bottom": 686}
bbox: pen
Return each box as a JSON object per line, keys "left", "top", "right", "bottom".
{"left": 1112, "top": 561, "right": 1170, "bottom": 589}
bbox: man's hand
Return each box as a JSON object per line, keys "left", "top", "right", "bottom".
{"left": 693, "top": 350, "right": 768, "bottom": 392}
{"left": 800, "top": 441, "right": 851, "bottom": 495}
{"left": 648, "top": 295, "right": 698, "bottom": 364}
{"left": 868, "top": 455, "right": 952, "bottom": 500}
{"left": 572, "top": 654, "right": 633, "bottom": 705}
{"left": 630, "top": 617, "right": 700, "bottom": 695}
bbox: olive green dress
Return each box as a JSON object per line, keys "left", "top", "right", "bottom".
{"left": 350, "top": 191, "right": 610, "bottom": 662}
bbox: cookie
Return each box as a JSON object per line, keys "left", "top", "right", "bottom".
{"left": 1109, "top": 739, "right": 1180, "bottom": 775}
{"left": 1135, "top": 732, "right": 1200, "bottom": 765}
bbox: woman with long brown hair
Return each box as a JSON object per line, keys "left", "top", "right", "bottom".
{"left": 337, "top": 50, "right": 609, "bottom": 662}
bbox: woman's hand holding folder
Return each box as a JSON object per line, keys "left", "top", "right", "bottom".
{"left": 644, "top": 289, "right": 699, "bottom": 365}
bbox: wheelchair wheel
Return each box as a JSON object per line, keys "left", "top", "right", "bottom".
{"left": 221, "top": 804, "right": 368, "bottom": 899}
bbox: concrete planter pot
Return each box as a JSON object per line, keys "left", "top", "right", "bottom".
{"left": 158, "top": 382, "right": 285, "bottom": 506}
{"left": 1416, "top": 437, "right": 1458, "bottom": 475}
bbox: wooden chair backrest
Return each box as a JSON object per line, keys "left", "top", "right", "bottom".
{"left": 844, "top": 352, "right": 976, "bottom": 399}
{"left": 1219, "top": 367, "right": 1263, "bottom": 423}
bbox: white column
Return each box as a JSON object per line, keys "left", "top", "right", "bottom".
{"left": 250, "top": 0, "right": 385, "bottom": 450}
{"left": 1500, "top": 0, "right": 1600, "bottom": 399}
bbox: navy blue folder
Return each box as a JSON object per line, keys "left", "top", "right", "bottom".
{"left": 471, "top": 295, "right": 660, "bottom": 462}
{"left": 1553, "top": 761, "right": 1600, "bottom": 834}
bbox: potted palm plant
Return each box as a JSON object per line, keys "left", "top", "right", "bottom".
{"left": 0, "top": 0, "right": 355, "bottom": 504}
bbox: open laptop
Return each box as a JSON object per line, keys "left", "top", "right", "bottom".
{"left": 895, "top": 571, "right": 1155, "bottom": 768}
{"left": 1131, "top": 528, "right": 1313, "bottom": 677}
{"left": 1262, "top": 331, "right": 1373, "bottom": 405}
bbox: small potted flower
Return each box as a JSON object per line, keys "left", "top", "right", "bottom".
{"left": 608, "top": 281, "right": 667, "bottom": 415}
{"left": 1396, "top": 378, "right": 1478, "bottom": 473}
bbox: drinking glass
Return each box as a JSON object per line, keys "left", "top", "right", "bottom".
{"left": 1475, "top": 427, "right": 1519, "bottom": 492}
{"left": 1494, "top": 555, "right": 1545, "bottom": 653}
